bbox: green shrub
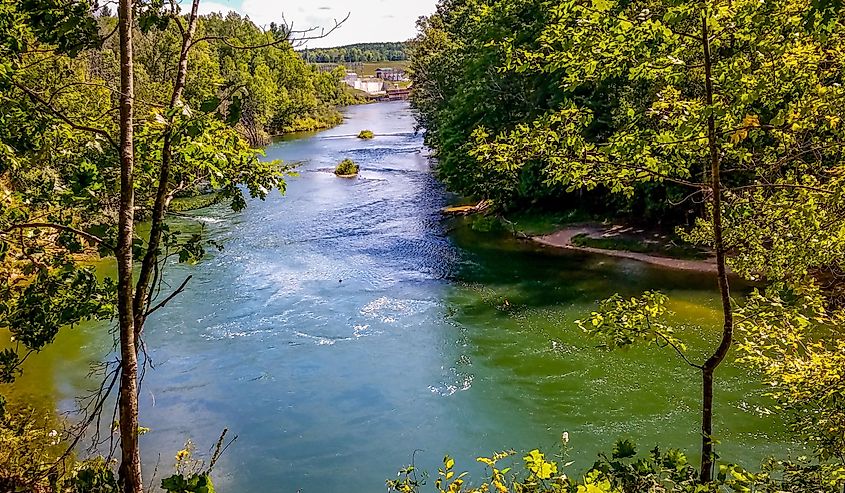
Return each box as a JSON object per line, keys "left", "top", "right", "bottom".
{"left": 0, "top": 404, "right": 233, "bottom": 493}
{"left": 388, "top": 440, "right": 845, "bottom": 493}
{"left": 357, "top": 129, "right": 375, "bottom": 139}
{"left": 0, "top": 407, "right": 120, "bottom": 493}
{"left": 334, "top": 159, "right": 360, "bottom": 176}
{"left": 170, "top": 193, "right": 221, "bottom": 212}
{"left": 470, "top": 215, "right": 505, "bottom": 233}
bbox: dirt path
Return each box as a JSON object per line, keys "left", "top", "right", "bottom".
{"left": 534, "top": 226, "right": 720, "bottom": 274}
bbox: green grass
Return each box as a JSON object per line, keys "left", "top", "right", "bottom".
{"left": 357, "top": 129, "right": 375, "bottom": 139}
{"left": 571, "top": 234, "right": 709, "bottom": 260}
{"left": 505, "top": 209, "right": 599, "bottom": 236}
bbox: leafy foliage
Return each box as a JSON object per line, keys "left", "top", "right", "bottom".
{"left": 335, "top": 158, "right": 360, "bottom": 176}
{"left": 389, "top": 441, "right": 845, "bottom": 492}
{"left": 410, "top": 0, "right": 690, "bottom": 217}
{"left": 0, "top": 4, "right": 338, "bottom": 487}
{"left": 416, "top": 0, "right": 845, "bottom": 479}
{"left": 736, "top": 282, "right": 845, "bottom": 461}
{"left": 577, "top": 292, "right": 686, "bottom": 354}
{"left": 301, "top": 42, "right": 409, "bottom": 63}
{"left": 153, "top": 12, "right": 360, "bottom": 146}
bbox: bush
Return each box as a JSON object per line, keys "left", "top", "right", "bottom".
{"left": 0, "top": 406, "right": 120, "bottom": 493}
{"left": 0, "top": 404, "right": 230, "bottom": 493}
{"left": 335, "top": 159, "right": 360, "bottom": 176}
{"left": 357, "top": 129, "right": 375, "bottom": 139}
{"left": 388, "top": 440, "right": 845, "bottom": 493}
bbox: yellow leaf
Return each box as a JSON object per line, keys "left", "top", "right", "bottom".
{"left": 741, "top": 114, "right": 760, "bottom": 128}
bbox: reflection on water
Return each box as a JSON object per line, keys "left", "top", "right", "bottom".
{"left": 3, "top": 102, "right": 797, "bottom": 492}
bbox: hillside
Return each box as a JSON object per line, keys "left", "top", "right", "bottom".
{"left": 300, "top": 42, "right": 409, "bottom": 63}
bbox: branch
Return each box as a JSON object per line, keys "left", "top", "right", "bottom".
{"left": 577, "top": 4, "right": 701, "bottom": 41}
{"left": 728, "top": 183, "right": 835, "bottom": 195}
{"left": 31, "top": 362, "right": 120, "bottom": 485}
{"left": 14, "top": 81, "right": 119, "bottom": 149}
{"left": 144, "top": 275, "right": 193, "bottom": 317}
{"left": 656, "top": 330, "right": 704, "bottom": 369}
{"left": 547, "top": 152, "right": 706, "bottom": 189}
{"left": 47, "top": 81, "right": 114, "bottom": 104}
{"left": 1, "top": 222, "right": 115, "bottom": 251}
{"left": 189, "top": 13, "right": 350, "bottom": 51}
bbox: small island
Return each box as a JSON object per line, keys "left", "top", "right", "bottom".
{"left": 334, "top": 158, "right": 360, "bottom": 178}
{"left": 357, "top": 129, "right": 375, "bottom": 140}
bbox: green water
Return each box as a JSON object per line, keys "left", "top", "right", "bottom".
{"left": 3, "top": 102, "right": 797, "bottom": 492}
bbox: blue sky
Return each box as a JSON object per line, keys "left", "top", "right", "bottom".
{"left": 194, "top": 0, "right": 438, "bottom": 47}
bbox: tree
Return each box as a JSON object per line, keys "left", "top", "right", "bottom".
{"left": 466, "top": 0, "right": 845, "bottom": 482}
{"left": 115, "top": 0, "right": 141, "bottom": 489}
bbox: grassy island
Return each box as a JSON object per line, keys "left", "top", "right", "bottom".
{"left": 357, "top": 130, "right": 375, "bottom": 140}
{"left": 334, "top": 159, "right": 360, "bottom": 177}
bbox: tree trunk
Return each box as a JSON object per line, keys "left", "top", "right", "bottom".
{"left": 116, "top": 0, "right": 142, "bottom": 491}
{"left": 133, "top": 0, "right": 201, "bottom": 333}
{"left": 700, "top": 12, "right": 734, "bottom": 483}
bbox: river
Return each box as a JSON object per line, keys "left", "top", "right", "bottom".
{"left": 5, "top": 101, "right": 796, "bottom": 492}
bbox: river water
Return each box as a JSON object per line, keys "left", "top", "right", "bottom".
{"left": 5, "top": 101, "right": 796, "bottom": 492}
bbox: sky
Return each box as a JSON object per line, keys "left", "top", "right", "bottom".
{"left": 193, "top": 0, "right": 438, "bottom": 47}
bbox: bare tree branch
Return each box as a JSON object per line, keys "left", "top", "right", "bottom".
{"left": 144, "top": 276, "right": 193, "bottom": 317}
{"left": 189, "top": 13, "right": 350, "bottom": 51}
{"left": 656, "top": 330, "right": 704, "bottom": 370}
{"left": 1, "top": 222, "right": 115, "bottom": 251}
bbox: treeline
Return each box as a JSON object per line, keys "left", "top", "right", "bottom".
{"left": 301, "top": 42, "right": 409, "bottom": 63}
{"left": 163, "top": 12, "right": 366, "bottom": 144}
{"left": 412, "top": 0, "right": 845, "bottom": 491}
{"left": 131, "top": 10, "right": 363, "bottom": 145}
{"left": 411, "top": 2, "right": 693, "bottom": 222}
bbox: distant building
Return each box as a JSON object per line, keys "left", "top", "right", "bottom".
{"left": 355, "top": 78, "right": 387, "bottom": 95}
{"left": 342, "top": 72, "right": 386, "bottom": 95}
{"left": 375, "top": 67, "right": 408, "bottom": 82}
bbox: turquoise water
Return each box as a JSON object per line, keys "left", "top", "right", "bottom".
{"left": 4, "top": 101, "right": 796, "bottom": 492}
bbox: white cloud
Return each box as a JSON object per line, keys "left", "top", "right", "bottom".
{"left": 196, "top": 1, "right": 236, "bottom": 17}
{"left": 191, "top": 0, "right": 436, "bottom": 47}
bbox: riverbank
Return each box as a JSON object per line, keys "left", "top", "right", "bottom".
{"left": 534, "top": 224, "right": 719, "bottom": 274}
{"left": 443, "top": 208, "right": 719, "bottom": 274}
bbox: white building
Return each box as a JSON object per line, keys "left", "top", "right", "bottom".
{"left": 343, "top": 73, "right": 386, "bottom": 95}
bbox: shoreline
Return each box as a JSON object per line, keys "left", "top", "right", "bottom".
{"left": 533, "top": 226, "right": 720, "bottom": 274}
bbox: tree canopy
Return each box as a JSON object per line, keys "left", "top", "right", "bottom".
{"left": 301, "top": 42, "right": 409, "bottom": 63}
{"left": 413, "top": 0, "right": 845, "bottom": 486}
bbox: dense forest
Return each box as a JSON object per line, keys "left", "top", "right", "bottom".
{"left": 408, "top": 0, "right": 845, "bottom": 491}
{"left": 134, "top": 10, "right": 363, "bottom": 145}
{"left": 410, "top": 1, "right": 696, "bottom": 223}
{"left": 300, "top": 42, "right": 409, "bottom": 63}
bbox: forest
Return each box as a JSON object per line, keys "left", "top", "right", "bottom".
{"left": 299, "top": 42, "right": 409, "bottom": 63}
{"left": 407, "top": 0, "right": 845, "bottom": 491}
